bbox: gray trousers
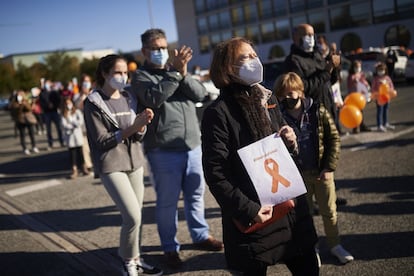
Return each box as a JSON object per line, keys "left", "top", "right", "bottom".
{"left": 100, "top": 167, "right": 144, "bottom": 260}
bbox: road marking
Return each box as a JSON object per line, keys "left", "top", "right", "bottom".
{"left": 6, "top": 179, "right": 62, "bottom": 197}
{"left": 0, "top": 194, "right": 120, "bottom": 275}
{"left": 348, "top": 126, "right": 414, "bottom": 152}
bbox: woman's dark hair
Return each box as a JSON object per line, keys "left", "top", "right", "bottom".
{"left": 95, "top": 54, "right": 126, "bottom": 88}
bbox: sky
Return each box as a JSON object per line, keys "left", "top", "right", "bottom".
{"left": 0, "top": 0, "right": 178, "bottom": 57}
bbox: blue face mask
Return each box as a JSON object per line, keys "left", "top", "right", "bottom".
{"left": 150, "top": 48, "right": 169, "bottom": 66}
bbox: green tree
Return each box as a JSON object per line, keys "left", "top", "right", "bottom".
{"left": 44, "top": 51, "right": 80, "bottom": 84}
{"left": 14, "top": 62, "right": 36, "bottom": 91}
{"left": 0, "top": 63, "right": 15, "bottom": 97}
{"left": 80, "top": 57, "right": 100, "bottom": 81}
{"left": 30, "top": 62, "right": 49, "bottom": 87}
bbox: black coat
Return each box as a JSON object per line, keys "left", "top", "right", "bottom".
{"left": 284, "top": 44, "right": 337, "bottom": 120}
{"left": 201, "top": 89, "right": 317, "bottom": 270}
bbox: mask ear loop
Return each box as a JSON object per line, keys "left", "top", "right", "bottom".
{"left": 300, "top": 109, "right": 309, "bottom": 130}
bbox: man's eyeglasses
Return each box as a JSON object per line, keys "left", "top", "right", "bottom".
{"left": 146, "top": 46, "right": 168, "bottom": 51}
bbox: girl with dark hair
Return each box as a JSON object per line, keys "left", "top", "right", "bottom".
{"left": 83, "top": 54, "right": 162, "bottom": 276}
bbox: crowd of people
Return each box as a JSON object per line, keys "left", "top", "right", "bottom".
{"left": 8, "top": 76, "right": 94, "bottom": 179}
{"left": 7, "top": 23, "right": 397, "bottom": 275}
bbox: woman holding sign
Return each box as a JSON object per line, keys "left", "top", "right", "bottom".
{"left": 201, "top": 37, "right": 319, "bottom": 275}
{"left": 274, "top": 72, "right": 354, "bottom": 265}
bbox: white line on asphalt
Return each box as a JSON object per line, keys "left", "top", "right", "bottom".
{"left": 349, "top": 126, "right": 414, "bottom": 152}
{"left": 6, "top": 179, "right": 63, "bottom": 197}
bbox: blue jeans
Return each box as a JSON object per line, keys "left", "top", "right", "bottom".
{"left": 376, "top": 102, "right": 389, "bottom": 127}
{"left": 146, "top": 145, "right": 209, "bottom": 252}
{"left": 43, "top": 111, "right": 64, "bottom": 147}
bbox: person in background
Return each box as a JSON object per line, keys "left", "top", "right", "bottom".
{"left": 274, "top": 72, "right": 354, "bottom": 265}
{"left": 371, "top": 62, "right": 396, "bottom": 132}
{"left": 83, "top": 54, "right": 163, "bottom": 276}
{"left": 61, "top": 81, "right": 74, "bottom": 100}
{"left": 130, "top": 28, "right": 223, "bottom": 269}
{"left": 316, "top": 36, "right": 348, "bottom": 207}
{"left": 202, "top": 37, "right": 319, "bottom": 275}
{"left": 73, "top": 73, "right": 94, "bottom": 172}
{"left": 284, "top": 23, "right": 340, "bottom": 126}
{"left": 347, "top": 60, "right": 371, "bottom": 133}
{"left": 9, "top": 90, "right": 39, "bottom": 155}
{"left": 60, "top": 97, "right": 90, "bottom": 179}
{"left": 73, "top": 73, "right": 93, "bottom": 111}
{"left": 191, "top": 65, "right": 203, "bottom": 81}
{"left": 385, "top": 49, "right": 398, "bottom": 79}
{"left": 316, "top": 35, "right": 344, "bottom": 134}
{"left": 39, "top": 79, "right": 65, "bottom": 149}
{"left": 30, "top": 87, "right": 45, "bottom": 135}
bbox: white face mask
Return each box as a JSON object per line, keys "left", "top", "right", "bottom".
{"left": 82, "top": 81, "right": 91, "bottom": 90}
{"left": 354, "top": 67, "right": 362, "bottom": 73}
{"left": 150, "top": 48, "right": 169, "bottom": 66}
{"left": 377, "top": 70, "right": 385, "bottom": 76}
{"left": 17, "top": 95, "right": 23, "bottom": 102}
{"left": 301, "top": 35, "right": 315, "bottom": 52}
{"left": 109, "top": 75, "right": 128, "bottom": 91}
{"left": 237, "top": 57, "right": 263, "bottom": 86}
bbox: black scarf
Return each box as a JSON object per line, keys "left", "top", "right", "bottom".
{"left": 228, "top": 83, "right": 275, "bottom": 141}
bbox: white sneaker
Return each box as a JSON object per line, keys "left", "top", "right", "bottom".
{"left": 32, "top": 147, "right": 39, "bottom": 153}
{"left": 123, "top": 259, "right": 138, "bottom": 276}
{"left": 330, "top": 244, "right": 354, "bottom": 264}
{"left": 315, "top": 247, "right": 321, "bottom": 268}
{"left": 378, "top": 125, "right": 387, "bottom": 132}
{"left": 137, "top": 258, "right": 163, "bottom": 275}
{"left": 385, "top": 123, "right": 395, "bottom": 130}
{"left": 24, "top": 149, "right": 31, "bottom": 155}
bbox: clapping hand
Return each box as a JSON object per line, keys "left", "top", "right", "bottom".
{"left": 172, "top": 45, "right": 193, "bottom": 76}
{"left": 133, "top": 108, "right": 154, "bottom": 132}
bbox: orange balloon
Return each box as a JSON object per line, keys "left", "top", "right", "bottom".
{"left": 339, "top": 105, "right": 363, "bottom": 129}
{"left": 379, "top": 83, "right": 389, "bottom": 96}
{"left": 377, "top": 93, "right": 390, "bottom": 106}
{"left": 344, "top": 92, "right": 366, "bottom": 110}
{"left": 128, "top": 62, "right": 137, "bottom": 71}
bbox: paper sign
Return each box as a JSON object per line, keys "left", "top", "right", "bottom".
{"left": 237, "top": 133, "right": 306, "bottom": 206}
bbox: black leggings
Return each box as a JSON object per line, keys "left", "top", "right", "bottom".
{"left": 240, "top": 248, "right": 319, "bottom": 276}
{"left": 69, "top": 146, "right": 85, "bottom": 169}
{"left": 17, "top": 123, "right": 36, "bottom": 150}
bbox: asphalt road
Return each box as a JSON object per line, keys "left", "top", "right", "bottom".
{"left": 0, "top": 82, "right": 413, "bottom": 275}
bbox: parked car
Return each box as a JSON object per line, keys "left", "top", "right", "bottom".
{"left": 405, "top": 53, "right": 414, "bottom": 82}
{"left": 345, "top": 51, "right": 385, "bottom": 83}
{"left": 346, "top": 47, "right": 408, "bottom": 83}
{"left": 0, "top": 98, "right": 10, "bottom": 110}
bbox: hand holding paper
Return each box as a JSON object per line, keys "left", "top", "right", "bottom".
{"left": 237, "top": 133, "right": 306, "bottom": 206}
{"left": 279, "top": 125, "right": 297, "bottom": 149}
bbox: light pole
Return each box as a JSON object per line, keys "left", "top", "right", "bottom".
{"left": 148, "top": 0, "right": 154, "bottom": 28}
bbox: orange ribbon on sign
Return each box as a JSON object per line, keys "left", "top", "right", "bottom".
{"left": 264, "top": 158, "right": 290, "bottom": 193}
